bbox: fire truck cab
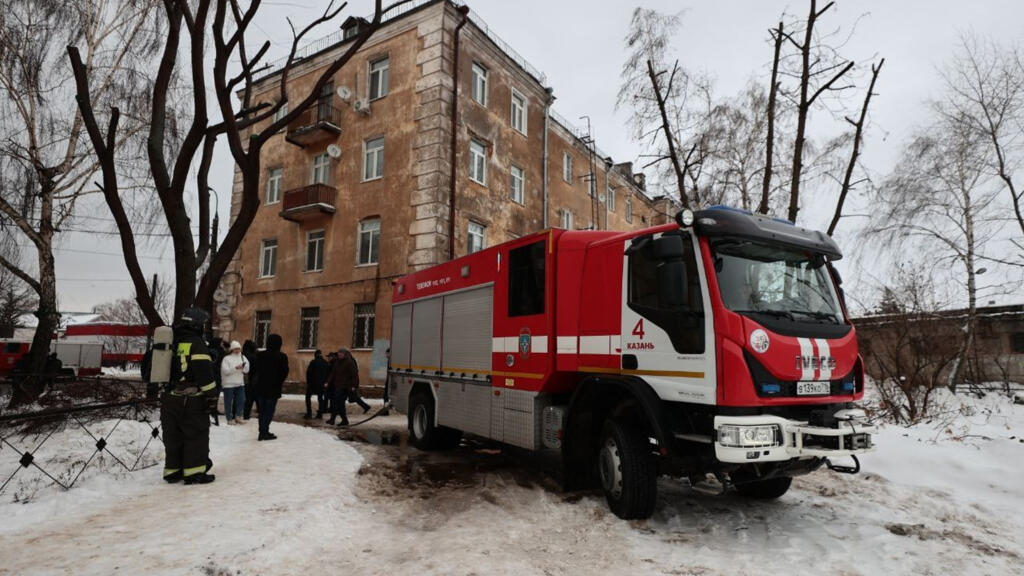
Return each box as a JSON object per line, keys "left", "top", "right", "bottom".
{"left": 389, "top": 206, "right": 874, "bottom": 519}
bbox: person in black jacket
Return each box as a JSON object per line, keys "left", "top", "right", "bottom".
{"left": 162, "top": 307, "right": 218, "bottom": 485}
{"left": 242, "top": 340, "right": 258, "bottom": 420}
{"left": 253, "top": 333, "right": 288, "bottom": 441}
{"left": 304, "top": 350, "right": 330, "bottom": 419}
{"left": 325, "top": 347, "right": 359, "bottom": 426}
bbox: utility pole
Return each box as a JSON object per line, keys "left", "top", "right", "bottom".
{"left": 580, "top": 116, "right": 599, "bottom": 230}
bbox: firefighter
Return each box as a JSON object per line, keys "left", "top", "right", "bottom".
{"left": 161, "top": 307, "right": 218, "bottom": 485}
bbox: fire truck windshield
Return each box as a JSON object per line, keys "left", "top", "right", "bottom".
{"left": 711, "top": 239, "right": 843, "bottom": 324}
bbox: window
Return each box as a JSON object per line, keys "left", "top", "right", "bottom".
{"left": 358, "top": 218, "right": 381, "bottom": 265}
{"left": 469, "top": 139, "right": 487, "bottom": 185}
{"left": 626, "top": 196, "right": 633, "bottom": 223}
{"left": 471, "top": 62, "right": 488, "bottom": 105}
{"left": 560, "top": 209, "right": 573, "bottom": 230}
{"left": 259, "top": 238, "right": 277, "bottom": 277}
{"left": 563, "top": 152, "right": 573, "bottom": 183}
{"left": 468, "top": 221, "right": 486, "bottom": 254}
{"left": 312, "top": 152, "right": 331, "bottom": 185}
{"left": 266, "top": 168, "right": 282, "bottom": 204}
{"left": 299, "top": 307, "right": 319, "bottom": 350}
{"left": 352, "top": 303, "right": 376, "bottom": 349}
{"left": 273, "top": 101, "right": 288, "bottom": 123}
{"left": 254, "top": 310, "right": 272, "bottom": 349}
{"left": 363, "top": 137, "right": 384, "bottom": 181}
{"left": 510, "top": 165, "right": 524, "bottom": 204}
{"left": 317, "top": 81, "right": 334, "bottom": 122}
{"left": 1012, "top": 333, "right": 1024, "bottom": 353}
{"left": 510, "top": 89, "right": 527, "bottom": 134}
{"left": 627, "top": 232, "right": 704, "bottom": 354}
{"left": 607, "top": 182, "right": 615, "bottom": 212}
{"left": 508, "top": 240, "right": 546, "bottom": 317}
{"left": 368, "top": 57, "right": 389, "bottom": 100}
{"left": 306, "top": 230, "right": 325, "bottom": 272}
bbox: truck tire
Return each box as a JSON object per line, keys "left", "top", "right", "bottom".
{"left": 598, "top": 419, "right": 657, "bottom": 520}
{"left": 408, "top": 391, "right": 462, "bottom": 450}
{"left": 735, "top": 476, "right": 792, "bottom": 500}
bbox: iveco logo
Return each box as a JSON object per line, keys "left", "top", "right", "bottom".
{"left": 796, "top": 355, "right": 837, "bottom": 371}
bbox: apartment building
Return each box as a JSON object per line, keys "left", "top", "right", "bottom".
{"left": 216, "top": 0, "right": 679, "bottom": 382}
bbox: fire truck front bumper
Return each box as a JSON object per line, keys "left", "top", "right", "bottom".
{"left": 712, "top": 409, "right": 875, "bottom": 464}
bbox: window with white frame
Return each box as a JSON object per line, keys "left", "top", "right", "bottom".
{"left": 563, "top": 152, "right": 573, "bottom": 183}
{"left": 607, "top": 181, "right": 616, "bottom": 212}
{"left": 510, "top": 165, "right": 524, "bottom": 204}
{"left": 471, "top": 62, "right": 488, "bottom": 106}
{"left": 299, "top": 307, "right": 319, "bottom": 350}
{"left": 363, "top": 137, "right": 384, "bottom": 181}
{"left": 312, "top": 152, "right": 331, "bottom": 185}
{"left": 626, "top": 196, "right": 633, "bottom": 222}
{"left": 306, "top": 229, "right": 325, "bottom": 272}
{"left": 254, "top": 310, "right": 271, "bottom": 349}
{"left": 368, "top": 57, "right": 389, "bottom": 100}
{"left": 266, "top": 167, "right": 282, "bottom": 204}
{"left": 273, "top": 101, "right": 288, "bottom": 122}
{"left": 469, "top": 139, "right": 487, "bottom": 185}
{"left": 352, "top": 303, "right": 375, "bottom": 349}
{"left": 468, "top": 221, "right": 486, "bottom": 254}
{"left": 510, "top": 89, "right": 527, "bottom": 134}
{"left": 560, "top": 210, "right": 573, "bottom": 230}
{"left": 358, "top": 218, "right": 381, "bottom": 265}
{"left": 259, "top": 238, "right": 277, "bottom": 277}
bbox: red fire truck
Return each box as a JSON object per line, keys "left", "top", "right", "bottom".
{"left": 389, "top": 206, "right": 874, "bottom": 519}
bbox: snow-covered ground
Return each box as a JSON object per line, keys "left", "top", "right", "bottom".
{"left": 1, "top": 392, "right": 1021, "bottom": 576}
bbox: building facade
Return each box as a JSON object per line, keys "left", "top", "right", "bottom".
{"left": 217, "top": 0, "right": 679, "bottom": 383}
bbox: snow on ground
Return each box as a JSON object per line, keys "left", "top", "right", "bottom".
{"left": 1, "top": 392, "right": 1022, "bottom": 576}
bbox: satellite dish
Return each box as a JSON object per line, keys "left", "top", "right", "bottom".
{"left": 336, "top": 85, "right": 352, "bottom": 102}
{"left": 327, "top": 144, "right": 342, "bottom": 159}
{"left": 216, "top": 304, "right": 231, "bottom": 317}
{"left": 213, "top": 288, "right": 227, "bottom": 302}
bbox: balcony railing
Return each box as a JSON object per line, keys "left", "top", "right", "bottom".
{"left": 285, "top": 104, "right": 342, "bottom": 147}
{"left": 280, "top": 183, "right": 337, "bottom": 222}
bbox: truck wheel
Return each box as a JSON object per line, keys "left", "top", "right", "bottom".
{"left": 735, "top": 476, "right": 792, "bottom": 500}
{"left": 598, "top": 420, "right": 657, "bottom": 520}
{"left": 408, "top": 391, "right": 462, "bottom": 450}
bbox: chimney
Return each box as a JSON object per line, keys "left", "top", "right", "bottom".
{"left": 632, "top": 173, "right": 646, "bottom": 191}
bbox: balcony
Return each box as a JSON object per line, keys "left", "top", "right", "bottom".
{"left": 285, "top": 104, "right": 342, "bottom": 147}
{"left": 279, "top": 184, "right": 337, "bottom": 222}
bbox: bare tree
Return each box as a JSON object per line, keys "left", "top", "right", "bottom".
{"left": 870, "top": 111, "right": 1002, "bottom": 392}
{"left": 0, "top": 0, "right": 160, "bottom": 404}
{"left": 0, "top": 237, "right": 36, "bottom": 337}
{"left": 705, "top": 83, "right": 769, "bottom": 210}
{"left": 618, "top": 8, "right": 713, "bottom": 209}
{"left": 759, "top": 21, "right": 784, "bottom": 214}
{"left": 828, "top": 58, "right": 884, "bottom": 236}
{"left": 778, "top": 0, "right": 856, "bottom": 223}
{"left": 939, "top": 34, "right": 1024, "bottom": 254}
{"left": 70, "top": 0, "right": 413, "bottom": 328}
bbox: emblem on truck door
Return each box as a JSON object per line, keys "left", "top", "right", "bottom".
{"left": 750, "top": 329, "right": 770, "bottom": 353}
{"left": 519, "top": 328, "right": 531, "bottom": 359}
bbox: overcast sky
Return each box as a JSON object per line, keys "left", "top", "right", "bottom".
{"left": 45, "top": 0, "right": 1024, "bottom": 314}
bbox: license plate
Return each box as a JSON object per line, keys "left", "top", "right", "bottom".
{"left": 796, "top": 381, "right": 830, "bottom": 396}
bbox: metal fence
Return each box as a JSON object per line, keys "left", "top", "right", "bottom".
{"left": 0, "top": 378, "right": 161, "bottom": 500}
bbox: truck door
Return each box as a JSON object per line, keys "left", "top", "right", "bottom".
{"left": 621, "top": 230, "right": 716, "bottom": 404}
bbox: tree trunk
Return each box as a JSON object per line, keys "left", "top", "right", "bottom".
{"left": 9, "top": 220, "right": 58, "bottom": 408}
{"left": 788, "top": 2, "right": 817, "bottom": 223}
{"left": 646, "top": 59, "right": 690, "bottom": 209}
{"left": 759, "top": 21, "right": 783, "bottom": 215}
{"left": 948, "top": 191, "right": 977, "bottom": 393}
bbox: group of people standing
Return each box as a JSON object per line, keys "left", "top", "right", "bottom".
{"left": 303, "top": 347, "right": 370, "bottom": 426}
{"left": 204, "top": 334, "right": 289, "bottom": 441}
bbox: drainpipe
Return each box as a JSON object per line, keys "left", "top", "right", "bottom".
{"left": 448, "top": 5, "right": 470, "bottom": 261}
{"left": 542, "top": 88, "right": 554, "bottom": 229}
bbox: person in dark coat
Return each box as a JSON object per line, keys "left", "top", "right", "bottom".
{"left": 325, "top": 347, "right": 359, "bottom": 426}
{"left": 252, "top": 333, "right": 288, "bottom": 441}
{"left": 304, "top": 350, "right": 330, "bottom": 419}
{"left": 323, "top": 351, "right": 338, "bottom": 418}
{"left": 242, "top": 340, "right": 258, "bottom": 420}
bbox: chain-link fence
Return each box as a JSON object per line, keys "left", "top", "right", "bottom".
{"left": 0, "top": 377, "right": 161, "bottom": 502}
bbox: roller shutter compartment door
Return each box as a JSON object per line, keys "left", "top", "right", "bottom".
{"left": 410, "top": 297, "right": 442, "bottom": 371}
{"left": 441, "top": 286, "right": 493, "bottom": 374}
{"left": 391, "top": 303, "right": 412, "bottom": 368}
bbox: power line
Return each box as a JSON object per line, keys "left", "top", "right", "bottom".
{"left": 15, "top": 243, "right": 174, "bottom": 262}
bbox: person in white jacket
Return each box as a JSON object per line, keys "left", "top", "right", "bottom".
{"left": 220, "top": 341, "right": 249, "bottom": 424}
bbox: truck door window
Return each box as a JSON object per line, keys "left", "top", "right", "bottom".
{"left": 508, "top": 240, "right": 546, "bottom": 317}
{"left": 628, "top": 233, "right": 704, "bottom": 354}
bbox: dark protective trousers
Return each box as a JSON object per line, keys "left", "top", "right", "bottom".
{"left": 161, "top": 393, "right": 210, "bottom": 478}
{"left": 257, "top": 397, "right": 278, "bottom": 437}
